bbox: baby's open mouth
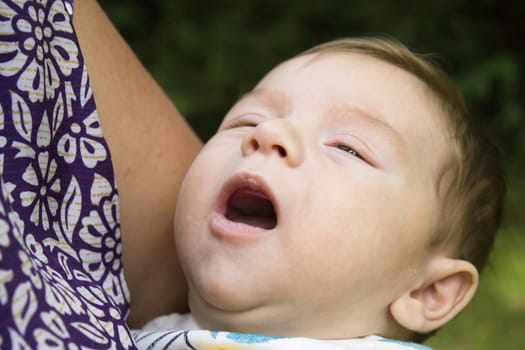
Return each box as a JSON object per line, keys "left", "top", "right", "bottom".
{"left": 225, "top": 189, "right": 277, "bottom": 230}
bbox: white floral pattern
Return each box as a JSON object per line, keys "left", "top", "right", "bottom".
{"left": 0, "top": 0, "right": 133, "bottom": 348}
{"left": 58, "top": 109, "right": 108, "bottom": 168}
{"left": 19, "top": 151, "right": 61, "bottom": 230}
{"left": 6, "top": 0, "right": 79, "bottom": 102}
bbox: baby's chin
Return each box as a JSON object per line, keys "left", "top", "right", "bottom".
{"left": 189, "top": 295, "right": 392, "bottom": 340}
{"left": 189, "top": 294, "right": 261, "bottom": 331}
{"left": 188, "top": 295, "right": 288, "bottom": 336}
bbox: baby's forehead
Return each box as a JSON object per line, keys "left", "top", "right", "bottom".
{"left": 260, "top": 51, "right": 445, "bottom": 119}
{"left": 262, "top": 51, "right": 433, "bottom": 98}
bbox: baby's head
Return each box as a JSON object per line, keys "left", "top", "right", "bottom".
{"left": 174, "top": 37, "right": 505, "bottom": 342}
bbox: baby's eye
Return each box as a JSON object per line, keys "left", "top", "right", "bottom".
{"left": 336, "top": 144, "right": 363, "bottom": 160}
{"left": 227, "top": 115, "right": 262, "bottom": 129}
{"left": 231, "top": 120, "right": 257, "bottom": 128}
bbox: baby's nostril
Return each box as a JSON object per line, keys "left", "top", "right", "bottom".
{"left": 250, "top": 139, "right": 259, "bottom": 151}
{"left": 273, "top": 145, "right": 287, "bottom": 157}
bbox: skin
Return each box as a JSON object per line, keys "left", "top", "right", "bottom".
{"left": 74, "top": 0, "right": 201, "bottom": 326}
{"left": 175, "top": 52, "right": 456, "bottom": 339}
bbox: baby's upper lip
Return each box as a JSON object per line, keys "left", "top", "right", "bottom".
{"left": 216, "top": 172, "right": 279, "bottom": 227}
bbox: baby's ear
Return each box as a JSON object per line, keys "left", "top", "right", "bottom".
{"left": 389, "top": 257, "right": 479, "bottom": 334}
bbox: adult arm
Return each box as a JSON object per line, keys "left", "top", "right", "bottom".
{"left": 74, "top": 0, "right": 202, "bottom": 327}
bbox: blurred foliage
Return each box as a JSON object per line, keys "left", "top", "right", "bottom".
{"left": 98, "top": 0, "right": 524, "bottom": 349}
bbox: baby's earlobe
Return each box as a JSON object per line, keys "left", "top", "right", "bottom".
{"left": 389, "top": 257, "right": 479, "bottom": 334}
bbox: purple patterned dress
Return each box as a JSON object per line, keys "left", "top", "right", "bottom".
{"left": 0, "top": 0, "right": 135, "bottom": 347}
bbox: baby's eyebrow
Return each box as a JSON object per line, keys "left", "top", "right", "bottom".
{"left": 332, "top": 104, "right": 407, "bottom": 156}
{"left": 238, "top": 88, "right": 291, "bottom": 115}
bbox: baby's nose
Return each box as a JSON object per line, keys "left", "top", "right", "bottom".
{"left": 241, "top": 119, "right": 304, "bottom": 167}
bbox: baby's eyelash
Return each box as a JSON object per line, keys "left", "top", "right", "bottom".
{"left": 231, "top": 120, "right": 257, "bottom": 128}
{"left": 227, "top": 115, "right": 262, "bottom": 128}
{"left": 336, "top": 144, "right": 363, "bottom": 160}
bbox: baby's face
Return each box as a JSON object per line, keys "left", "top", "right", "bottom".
{"left": 175, "top": 52, "right": 451, "bottom": 338}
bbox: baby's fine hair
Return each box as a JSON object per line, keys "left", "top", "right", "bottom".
{"left": 300, "top": 37, "right": 506, "bottom": 273}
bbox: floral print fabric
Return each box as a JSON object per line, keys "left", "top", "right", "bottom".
{"left": 0, "top": 0, "right": 134, "bottom": 348}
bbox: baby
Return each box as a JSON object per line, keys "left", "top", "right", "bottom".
{"left": 135, "top": 37, "right": 505, "bottom": 349}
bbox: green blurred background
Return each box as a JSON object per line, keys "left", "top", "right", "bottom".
{"left": 99, "top": 1, "right": 524, "bottom": 348}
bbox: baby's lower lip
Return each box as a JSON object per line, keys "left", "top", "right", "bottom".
{"left": 209, "top": 212, "right": 271, "bottom": 242}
